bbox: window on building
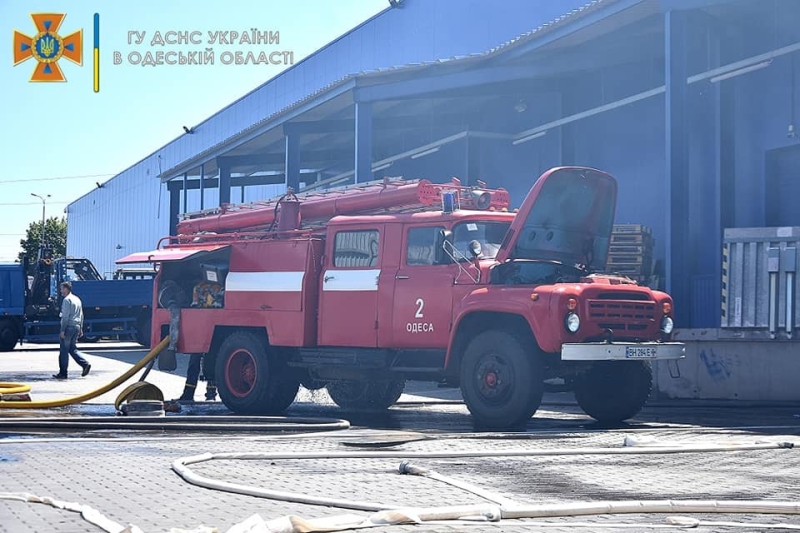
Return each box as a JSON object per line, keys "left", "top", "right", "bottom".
{"left": 333, "top": 230, "right": 380, "bottom": 268}
{"left": 406, "top": 226, "right": 445, "bottom": 266}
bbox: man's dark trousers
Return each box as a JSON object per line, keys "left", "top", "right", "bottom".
{"left": 59, "top": 325, "right": 89, "bottom": 376}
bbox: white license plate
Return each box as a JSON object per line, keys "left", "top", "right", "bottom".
{"left": 625, "top": 346, "right": 658, "bottom": 359}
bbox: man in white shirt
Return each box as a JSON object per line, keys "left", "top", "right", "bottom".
{"left": 53, "top": 281, "right": 91, "bottom": 379}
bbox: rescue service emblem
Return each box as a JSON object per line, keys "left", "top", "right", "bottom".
{"left": 13, "top": 13, "right": 83, "bottom": 82}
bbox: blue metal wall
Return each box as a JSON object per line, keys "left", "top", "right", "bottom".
{"left": 734, "top": 55, "right": 800, "bottom": 228}
{"left": 364, "top": 5, "right": 800, "bottom": 329}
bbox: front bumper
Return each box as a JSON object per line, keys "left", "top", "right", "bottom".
{"left": 561, "top": 341, "right": 685, "bottom": 361}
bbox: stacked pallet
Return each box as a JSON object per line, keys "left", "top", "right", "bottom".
{"left": 607, "top": 224, "right": 654, "bottom": 284}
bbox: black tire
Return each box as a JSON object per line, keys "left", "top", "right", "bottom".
{"left": 573, "top": 360, "right": 653, "bottom": 423}
{"left": 214, "top": 331, "right": 299, "bottom": 415}
{"left": 0, "top": 319, "right": 19, "bottom": 352}
{"left": 326, "top": 379, "right": 405, "bottom": 411}
{"left": 460, "top": 330, "right": 544, "bottom": 429}
{"left": 135, "top": 312, "right": 152, "bottom": 348}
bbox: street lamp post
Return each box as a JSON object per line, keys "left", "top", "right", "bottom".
{"left": 30, "top": 193, "right": 50, "bottom": 259}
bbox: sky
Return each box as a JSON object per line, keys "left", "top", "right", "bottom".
{"left": 0, "top": 0, "right": 388, "bottom": 262}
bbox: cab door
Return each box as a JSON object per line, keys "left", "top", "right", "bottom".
{"left": 318, "top": 225, "right": 383, "bottom": 347}
{"left": 390, "top": 224, "right": 455, "bottom": 349}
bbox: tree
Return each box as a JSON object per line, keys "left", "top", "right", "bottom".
{"left": 18, "top": 216, "right": 67, "bottom": 274}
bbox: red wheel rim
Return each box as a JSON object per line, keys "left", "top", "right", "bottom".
{"left": 225, "top": 349, "right": 257, "bottom": 398}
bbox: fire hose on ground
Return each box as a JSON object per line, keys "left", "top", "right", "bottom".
{"left": 0, "top": 335, "right": 350, "bottom": 434}
{"left": 4, "top": 436, "right": 797, "bottom": 533}
{"left": 0, "top": 337, "right": 172, "bottom": 409}
{"left": 162, "top": 437, "right": 800, "bottom": 532}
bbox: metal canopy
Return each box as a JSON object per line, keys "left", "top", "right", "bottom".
{"left": 161, "top": 0, "right": 766, "bottom": 199}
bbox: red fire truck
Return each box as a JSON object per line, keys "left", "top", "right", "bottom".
{"left": 118, "top": 166, "right": 684, "bottom": 428}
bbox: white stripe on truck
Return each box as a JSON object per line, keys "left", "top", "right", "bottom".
{"left": 322, "top": 269, "right": 380, "bottom": 292}
{"left": 225, "top": 271, "right": 305, "bottom": 292}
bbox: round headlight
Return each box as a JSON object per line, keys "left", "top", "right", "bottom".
{"left": 661, "top": 316, "right": 674, "bottom": 334}
{"left": 565, "top": 312, "right": 580, "bottom": 333}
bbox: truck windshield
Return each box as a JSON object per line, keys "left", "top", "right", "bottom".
{"left": 452, "top": 221, "right": 510, "bottom": 260}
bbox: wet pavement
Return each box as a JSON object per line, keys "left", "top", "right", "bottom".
{"left": 2, "top": 342, "right": 800, "bottom": 532}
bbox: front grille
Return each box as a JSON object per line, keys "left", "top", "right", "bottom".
{"left": 595, "top": 292, "right": 651, "bottom": 301}
{"left": 588, "top": 299, "right": 655, "bottom": 332}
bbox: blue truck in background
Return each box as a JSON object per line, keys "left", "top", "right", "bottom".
{"left": 0, "top": 247, "right": 153, "bottom": 351}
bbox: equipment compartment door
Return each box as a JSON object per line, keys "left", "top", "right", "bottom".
{"left": 318, "top": 226, "right": 383, "bottom": 347}
{"left": 391, "top": 225, "right": 454, "bottom": 349}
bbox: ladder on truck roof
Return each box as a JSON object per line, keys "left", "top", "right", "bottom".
{"left": 175, "top": 176, "right": 511, "bottom": 236}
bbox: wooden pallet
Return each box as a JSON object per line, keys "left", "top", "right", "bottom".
{"left": 606, "top": 263, "right": 652, "bottom": 275}
{"left": 612, "top": 224, "right": 652, "bottom": 234}
{"left": 610, "top": 233, "right": 653, "bottom": 245}
{"left": 607, "top": 254, "right": 652, "bottom": 266}
{"left": 608, "top": 244, "right": 651, "bottom": 255}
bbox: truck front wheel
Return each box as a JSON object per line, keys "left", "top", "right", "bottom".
{"left": 573, "top": 360, "right": 653, "bottom": 424}
{"left": 326, "top": 379, "right": 405, "bottom": 411}
{"left": 0, "top": 319, "right": 19, "bottom": 352}
{"left": 215, "top": 331, "right": 299, "bottom": 415}
{"left": 460, "top": 330, "right": 544, "bottom": 429}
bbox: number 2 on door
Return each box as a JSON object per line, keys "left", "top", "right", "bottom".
{"left": 415, "top": 298, "right": 424, "bottom": 318}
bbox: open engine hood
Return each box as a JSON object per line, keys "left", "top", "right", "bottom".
{"left": 495, "top": 167, "right": 617, "bottom": 271}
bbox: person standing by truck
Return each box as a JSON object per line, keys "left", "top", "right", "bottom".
{"left": 176, "top": 353, "right": 217, "bottom": 402}
{"left": 53, "top": 281, "right": 91, "bottom": 379}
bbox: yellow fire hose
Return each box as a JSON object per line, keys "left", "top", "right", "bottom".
{"left": 0, "top": 337, "right": 170, "bottom": 409}
{"left": 0, "top": 383, "right": 32, "bottom": 395}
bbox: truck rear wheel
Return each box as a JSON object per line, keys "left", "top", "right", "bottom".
{"left": 215, "top": 331, "right": 299, "bottom": 415}
{"left": 460, "top": 330, "right": 544, "bottom": 429}
{"left": 0, "top": 319, "right": 19, "bottom": 352}
{"left": 135, "top": 312, "right": 152, "bottom": 348}
{"left": 573, "top": 360, "right": 653, "bottom": 423}
{"left": 326, "top": 379, "right": 405, "bottom": 411}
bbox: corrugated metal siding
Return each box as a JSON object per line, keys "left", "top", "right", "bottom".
{"left": 722, "top": 228, "right": 800, "bottom": 332}
{"left": 67, "top": 165, "right": 169, "bottom": 277}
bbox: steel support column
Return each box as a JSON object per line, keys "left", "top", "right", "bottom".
{"left": 182, "top": 172, "right": 188, "bottom": 213}
{"left": 285, "top": 134, "right": 300, "bottom": 191}
{"left": 218, "top": 165, "right": 231, "bottom": 206}
{"left": 665, "top": 10, "right": 691, "bottom": 326}
{"left": 559, "top": 91, "right": 575, "bottom": 165}
{"left": 464, "top": 134, "right": 481, "bottom": 186}
{"left": 354, "top": 102, "right": 373, "bottom": 184}
{"left": 168, "top": 183, "right": 180, "bottom": 237}
{"left": 199, "top": 163, "right": 205, "bottom": 210}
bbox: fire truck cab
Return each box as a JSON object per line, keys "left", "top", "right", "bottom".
{"left": 119, "top": 167, "right": 684, "bottom": 429}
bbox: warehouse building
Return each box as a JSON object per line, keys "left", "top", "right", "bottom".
{"left": 67, "top": 0, "right": 800, "bottom": 330}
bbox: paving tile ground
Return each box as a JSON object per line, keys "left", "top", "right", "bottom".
{"left": 2, "top": 425, "right": 800, "bottom": 532}
{"left": 2, "top": 342, "right": 800, "bottom": 532}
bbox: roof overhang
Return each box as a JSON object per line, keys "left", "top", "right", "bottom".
{"left": 158, "top": 79, "right": 358, "bottom": 183}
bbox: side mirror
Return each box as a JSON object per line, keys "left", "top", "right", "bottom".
{"left": 435, "top": 230, "right": 454, "bottom": 264}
